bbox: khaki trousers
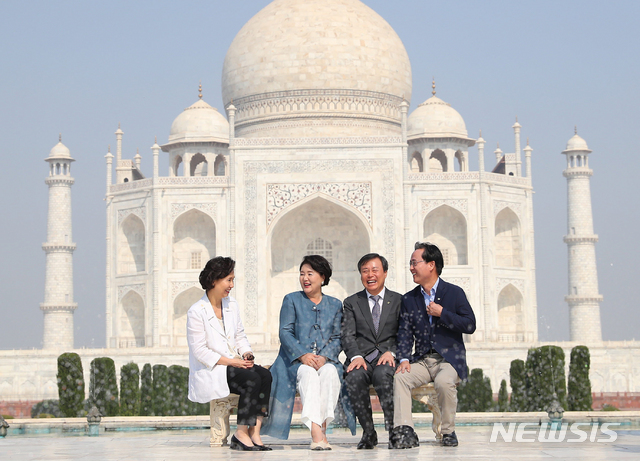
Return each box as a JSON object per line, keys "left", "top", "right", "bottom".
{"left": 393, "top": 354, "right": 460, "bottom": 434}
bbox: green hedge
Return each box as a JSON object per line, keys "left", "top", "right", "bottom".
{"left": 166, "top": 365, "right": 190, "bottom": 416}
{"left": 89, "top": 357, "right": 119, "bottom": 416}
{"left": 31, "top": 399, "right": 62, "bottom": 418}
{"left": 457, "top": 368, "right": 493, "bottom": 412}
{"left": 509, "top": 359, "right": 527, "bottom": 412}
{"left": 497, "top": 379, "right": 509, "bottom": 412}
{"left": 57, "top": 352, "right": 85, "bottom": 417}
{"left": 525, "top": 346, "right": 567, "bottom": 411}
{"left": 567, "top": 345, "right": 592, "bottom": 411}
{"left": 152, "top": 365, "right": 169, "bottom": 416}
{"left": 120, "top": 362, "right": 140, "bottom": 416}
{"left": 140, "top": 363, "right": 153, "bottom": 416}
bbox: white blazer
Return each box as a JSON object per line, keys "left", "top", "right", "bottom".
{"left": 187, "top": 294, "right": 252, "bottom": 403}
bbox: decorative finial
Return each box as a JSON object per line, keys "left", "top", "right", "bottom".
{"left": 527, "top": 137, "right": 530, "bottom": 146}
{"left": 154, "top": 136, "right": 157, "bottom": 143}
{"left": 136, "top": 148, "right": 139, "bottom": 155}
{"left": 432, "top": 78, "right": 436, "bottom": 96}
{"left": 108, "top": 145, "right": 111, "bottom": 152}
{"left": 59, "top": 133, "right": 62, "bottom": 142}
{"left": 479, "top": 129, "right": 482, "bottom": 137}
{"left": 574, "top": 125, "right": 577, "bottom": 135}
{"left": 198, "top": 80, "right": 202, "bottom": 99}
{"left": 516, "top": 116, "right": 518, "bottom": 122}
{"left": 497, "top": 142, "right": 500, "bottom": 148}
{"left": 118, "top": 122, "right": 121, "bottom": 129}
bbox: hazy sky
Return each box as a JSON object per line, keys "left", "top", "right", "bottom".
{"left": 1, "top": 0, "right": 638, "bottom": 349}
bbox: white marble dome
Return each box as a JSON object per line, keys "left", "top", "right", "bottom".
{"left": 46, "top": 140, "right": 73, "bottom": 160}
{"left": 168, "top": 99, "right": 229, "bottom": 144}
{"left": 407, "top": 95, "right": 468, "bottom": 139}
{"left": 565, "top": 133, "right": 590, "bottom": 152}
{"left": 221, "top": 0, "right": 412, "bottom": 137}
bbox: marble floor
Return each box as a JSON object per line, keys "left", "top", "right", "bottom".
{"left": 2, "top": 425, "right": 640, "bottom": 461}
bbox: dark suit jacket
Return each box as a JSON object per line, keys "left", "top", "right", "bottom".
{"left": 341, "top": 288, "right": 402, "bottom": 363}
{"left": 397, "top": 279, "right": 476, "bottom": 380}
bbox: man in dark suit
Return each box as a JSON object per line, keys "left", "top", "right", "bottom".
{"left": 341, "top": 253, "right": 401, "bottom": 449}
{"left": 390, "top": 242, "right": 476, "bottom": 448}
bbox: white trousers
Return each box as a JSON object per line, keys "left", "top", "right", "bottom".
{"left": 296, "top": 364, "right": 341, "bottom": 429}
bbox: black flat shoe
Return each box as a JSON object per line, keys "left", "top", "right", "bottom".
{"left": 357, "top": 430, "right": 378, "bottom": 449}
{"left": 230, "top": 434, "right": 258, "bottom": 451}
{"left": 442, "top": 431, "right": 458, "bottom": 447}
{"left": 253, "top": 443, "right": 273, "bottom": 451}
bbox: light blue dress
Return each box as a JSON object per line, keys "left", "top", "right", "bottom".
{"left": 262, "top": 291, "right": 356, "bottom": 439}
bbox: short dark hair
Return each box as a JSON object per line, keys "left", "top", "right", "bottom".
{"left": 199, "top": 257, "right": 235, "bottom": 291}
{"left": 414, "top": 242, "right": 444, "bottom": 276}
{"left": 357, "top": 253, "right": 389, "bottom": 272}
{"left": 299, "top": 255, "right": 332, "bottom": 286}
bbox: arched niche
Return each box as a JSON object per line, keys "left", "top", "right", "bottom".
{"left": 214, "top": 154, "right": 226, "bottom": 176}
{"left": 173, "top": 155, "right": 183, "bottom": 176}
{"left": 172, "top": 209, "right": 216, "bottom": 270}
{"left": 495, "top": 208, "right": 523, "bottom": 267}
{"left": 410, "top": 152, "right": 423, "bottom": 173}
{"left": 190, "top": 153, "right": 208, "bottom": 176}
{"left": 429, "top": 149, "right": 447, "bottom": 172}
{"left": 173, "top": 286, "right": 204, "bottom": 346}
{"left": 455, "top": 150, "right": 464, "bottom": 172}
{"left": 423, "top": 205, "right": 468, "bottom": 265}
{"left": 118, "top": 214, "right": 145, "bottom": 274}
{"left": 497, "top": 284, "right": 524, "bottom": 342}
{"left": 269, "top": 196, "right": 370, "bottom": 333}
{"left": 120, "top": 290, "right": 145, "bottom": 347}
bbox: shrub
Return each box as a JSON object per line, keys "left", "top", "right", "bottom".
{"left": 31, "top": 399, "right": 62, "bottom": 418}
{"left": 89, "top": 357, "right": 119, "bottom": 416}
{"left": 120, "top": 362, "right": 140, "bottom": 416}
{"left": 497, "top": 379, "right": 509, "bottom": 412}
{"left": 152, "top": 364, "right": 169, "bottom": 416}
{"left": 140, "top": 363, "right": 153, "bottom": 416}
{"left": 166, "top": 365, "right": 190, "bottom": 416}
{"left": 601, "top": 404, "right": 619, "bottom": 411}
{"left": 57, "top": 352, "right": 85, "bottom": 417}
{"left": 525, "top": 346, "right": 567, "bottom": 412}
{"left": 509, "top": 359, "right": 527, "bottom": 412}
{"left": 567, "top": 345, "right": 592, "bottom": 411}
{"left": 458, "top": 368, "right": 493, "bottom": 412}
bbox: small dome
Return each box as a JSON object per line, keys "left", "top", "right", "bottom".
{"left": 46, "top": 140, "right": 73, "bottom": 161}
{"left": 407, "top": 95, "right": 468, "bottom": 139}
{"left": 168, "top": 99, "right": 229, "bottom": 144}
{"left": 565, "top": 133, "right": 590, "bottom": 152}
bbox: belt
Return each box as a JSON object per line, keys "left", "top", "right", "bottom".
{"left": 422, "top": 348, "right": 438, "bottom": 356}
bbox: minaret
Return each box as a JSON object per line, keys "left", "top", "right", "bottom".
{"left": 41, "top": 136, "right": 77, "bottom": 349}
{"left": 513, "top": 117, "right": 522, "bottom": 176}
{"left": 562, "top": 128, "right": 603, "bottom": 342}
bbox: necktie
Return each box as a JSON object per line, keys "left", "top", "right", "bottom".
{"left": 371, "top": 295, "right": 381, "bottom": 334}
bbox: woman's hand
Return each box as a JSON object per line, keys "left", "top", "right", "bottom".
{"left": 219, "top": 356, "right": 253, "bottom": 368}
{"left": 300, "top": 353, "right": 319, "bottom": 368}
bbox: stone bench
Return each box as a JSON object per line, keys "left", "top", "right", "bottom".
{"left": 208, "top": 382, "right": 441, "bottom": 446}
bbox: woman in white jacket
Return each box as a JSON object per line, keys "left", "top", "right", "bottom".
{"left": 187, "top": 257, "right": 272, "bottom": 451}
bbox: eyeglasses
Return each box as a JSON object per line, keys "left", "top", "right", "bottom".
{"left": 409, "top": 260, "right": 427, "bottom": 267}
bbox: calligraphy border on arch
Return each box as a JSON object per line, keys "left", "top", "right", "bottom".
{"left": 170, "top": 202, "right": 217, "bottom": 222}
{"left": 171, "top": 281, "right": 202, "bottom": 300}
{"left": 266, "top": 182, "right": 372, "bottom": 229}
{"left": 493, "top": 200, "right": 523, "bottom": 218}
{"left": 117, "top": 283, "right": 146, "bottom": 303}
{"left": 117, "top": 206, "right": 146, "bottom": 226}
{"left": 445, "top": 277, "right": 471, "bottom": 297}
{"left": 496, "top": 278, "right": 524, "bottom": 294}
{"left": 244, "top": 158, "right": 396, "bottom": 326}
{"left": 421, "top": 199, "right": 468, "bottom": 219}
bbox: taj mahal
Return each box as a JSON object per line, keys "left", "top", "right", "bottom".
{"left": 1, "top": 0, "right": 639, "bottom": 403}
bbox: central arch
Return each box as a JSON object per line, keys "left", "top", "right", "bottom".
{"left": 268, "top": 196, "right": 370, "bottom": 343}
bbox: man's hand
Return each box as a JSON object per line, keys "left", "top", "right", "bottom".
{"left": 395, "top": 360, "right": 411, "bottom": 374}
{"left": 314, "top": 355, "right": 327, "bottom": 370}
{"left": 377, "top": 351, "right": 395, "bottom": 367}
{"left": 427, "top": 301, "right": 443, "bottom": 317}
{"left": 346, "top": 356, "right": 366, "bottom": 372}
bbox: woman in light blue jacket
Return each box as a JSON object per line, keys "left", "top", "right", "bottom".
{"left": 263, "top": 255, "right": 349, "bottom": 450}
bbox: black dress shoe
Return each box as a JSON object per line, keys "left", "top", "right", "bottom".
{"left": 388, "top": 425, "right": 419, "bottom": 449}
{"left": 442, "top": 431, "right": 458, "bottom": 447}
{"left": 230, "top": 434, "right": 258, "bottom": 451}
{"left": 357, "top": 430, "right": 378, "bottom": 449}
{"left": 253, "top": 443, "right": 273, "bottom": 451}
